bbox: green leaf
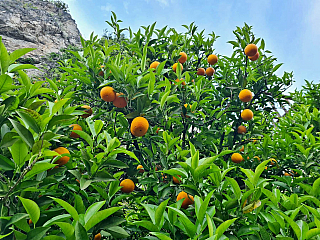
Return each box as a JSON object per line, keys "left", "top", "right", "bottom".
{"left": 47, "top": 115, "right": 77, "bottom": 130}
{"left": 55, "top": 222, "right": 75, "bottom": 240}
{"left": 0, "top": 231, "right": 13, "bottom": 239}
{"left": 9, "top": 139, "right": 29, "bottom": 167}
{"left": 50, "top": 197, "right": 79, "bottom": 221}
{"left": 74, "top": 195, "right": 86, "bottom": 214}
{"left": 25, "top": 162, "right": 57, "bottom": 178}
{"left": 214, "top": 218, "right": 237, "bottom": 239}
{"left": 43, "top": 236, "right": 66, "bottom": 240}
{"left": 94, "top": 120, "right": 104, "bottom": 136}
{"left": 107, "top": 137, "right": 121, "bottom": 154}
{"left": 43, "top": 214, "right": 71, "bottom": 227}
{"left": 276, "top": 211, "right": 301, "bottom": 240}
{"left": 4, "top": 213, "right": 28, "bottom": 229}
{"left": 148, "top": 72, "right": 155, "bottom": 96}
{"left": 253, "top": 160, "right": 269, "bottom": 186}
{"left": 51, "top": 98, "right": 69, "bottom": 116}
{"left": 306, "top": 228, "right": 320, "bottom": 239}
{"left": 296, "top": 220, "right": 309, "bottom": 240}
{"left": 32, "top": 140, "right": 51, "bottom": 155}
{"left": 84, "top": 201, "right": 106, "bottom": 223}
{"left": 16, "top": 110, "right": 41, "bottom": 134}
{"left": 155, "top": 199, "right": 170, "bottom": 227}
{"left": 18, "top": 197, "right": 40, "bottom": 225}
{"left": 141, "top": 204, "right": 157, "bottom": 225}
{"left": 75, "top": 221, "right": 89, "bottom": 240}
{"left": 207, "top": 213, "right": 215, "bottom": 237}
{"left": 9, "top": 48, "right": 36, "bottom": 63}
{"left": 26, "top": 227, "right": 50, "bottom": 240}
{"left": 106, "top": 226, "right": 130, "bottom": 238}
{"left": 226, "top": 177, "right": 241, "bottom": 199}
{"left": 150, "top": 232, "right": 173, "bottom": 240}
{"left": 167, "top": 206, "right": 196, "bottom": 237}
{"left": 191, "top": 150, "right": 199, "bottom": 169}
{"left": 0, "top": 74, "right": 20, "bottom": 94}
{"left": 0, "top": 154, "right": 15, "bottom": 170}
{"left": 261, "top": 188, "right": 278, "bottom": 205}
{"left": 240, "top": 168, "right": 254, "bottom": 185}
{"left": 134, "top": 220, "right": 159, "bottom": 231}
{"left": 9, "top": 119, "right": 34, "bottom": 148}
{"left": 8, "top": 64, "right": 37, "bottom": 73}
{"left": 199, "top": 150, "right": 233, "bottom": 166}
{"left": 84, "top": 207, "right": 122, "bottom": 231}
{"left": 160, "top": 90, "right": 171, "bottom": 109}
{"left": 71, "top": 130, "right": 93, "bottom": 148}
{"left": 109, "top": 148, "right": 139, "bottom": 162}
{"left": 197, "top": 191, "right": 214, "bottom": 224}
{"left": 312, "top": 178, "right": 320, "bottom": 196}
{"left": 259, "top": 225, "right": 271, "bottom": 240}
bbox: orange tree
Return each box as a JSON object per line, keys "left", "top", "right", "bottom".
{"left": 1, "top": 13, "right": 320, "bottom": 239}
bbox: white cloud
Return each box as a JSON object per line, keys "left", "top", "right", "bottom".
{"left": 101, "top": 3, "right": 113, "bottom": 12}
{"left": 156, "top": 0, "right": 168, "bottom": 7}
{"left": 123, "top": 1, "right": 129, "bottom": 14}
{"left": 308, "top": 0, "right": 320, "bottom": 37}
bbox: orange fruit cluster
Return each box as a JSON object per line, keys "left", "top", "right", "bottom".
{"left": 100, "top": 86, "right": 127, "bottom": 108}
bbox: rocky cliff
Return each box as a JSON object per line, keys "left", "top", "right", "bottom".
{"left": 0, "top": 0, "right": 81, "bottom": 73}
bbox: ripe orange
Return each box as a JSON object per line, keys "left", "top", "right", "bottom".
{"left": 69, "top": 124, "right": 82, "bottom": 138}
{"left": 120, "top": 179, "right": 135, "bottom": 193}
{"left": 240, "top": 146, "right": 244, "bottom": 152}
{"left": 178, "top": 52, "right": 187, "bottom": 64}
{"left": 239, "top": 89, "right": 253, "bottom": 102}
{"left": 81, "top": 105, "right": 93, "bottom": 118}
{"left": 172, "top": 63, "right": 183, "bottom": 72}
{"left": 284, "top": 172, "right": 292, "bottom": 177}
{"left": 113, "top": 93, "right": 127, "bottom": 108}
{"left": 237, "top": 125, "right": 247, "bottom": 134}
{"left": 244, "top": 44, "right": 258, "bottom": 57}
{"left": 150, "top": 61, "right": 160, "bottom": 69}
{"left": 100, "top": 86, "right": 116, "bottom": 102}
{"left": 241, "top": 109, "right": 253, "bottom": 121}
{"left": 176, "top": 191, "right": 194, "bottom": 209}
{"left": 94, "top": 233, "right": 102, "bottom": 240}
{"left": 231, "top": 153, "right": 243, "bottom": 163}
{"left": 173, "top": 175, "right": 181, "bottom": 184}
{"left": 205, "top": 67, "right": 215, "bottom": 77}
{"left": 130, "top": 117, "right": 149, "bottom": 137}
{"left": 28, "top": 219, "right": 32, "bottom": 225}
{"left": 207, "top": 54, "right": 218, "bottom": 65}
{"left": 249, "top": 52, "right": 259, "bottom": 61}
{"left": 197, "top": 68, "right": 205, "bottom": 75}
{"left": 98, "top": 71, "right": 104, "bottom": 77}
{"left": 156, "top": 127, "right": 160, "bottom": 134}
{"left": 137, "top": 165, "right": 144, "bottom": 173}
{"left": 53, "top": 147, "right": 70, "bottom": 166}
{"left": 175, "top": 78, "right": 186, "bottom": 85}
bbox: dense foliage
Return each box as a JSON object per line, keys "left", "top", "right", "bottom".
{"left": 0, "top": 12, "right": 320, "bottom": 240}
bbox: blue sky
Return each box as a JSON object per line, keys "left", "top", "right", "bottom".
{"left": 62, "top": 0, "right": 320, "bottom": 92}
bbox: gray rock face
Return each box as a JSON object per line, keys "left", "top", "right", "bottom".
{"left": 0, "top": 0, "right": 81, "bottom": 70}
